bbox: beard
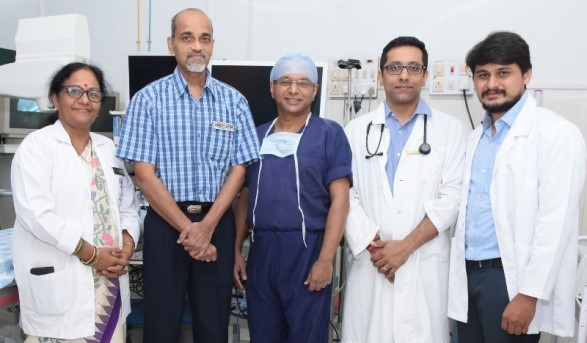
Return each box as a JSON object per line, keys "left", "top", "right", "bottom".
{"left": 186, "top": 53, "right": 207, "bottom": 73}
{"left": 186, "top": 61, "right": 206, "bottom": 73}
{"left": 481, "top": 89, "right": 524, "bottom": 114}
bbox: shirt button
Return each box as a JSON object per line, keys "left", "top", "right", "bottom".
{"left": 398, "top": 130, "right": 402, "bottom": 134}
{"left": 396, "top": 153, "right": 400, "bottom": 156}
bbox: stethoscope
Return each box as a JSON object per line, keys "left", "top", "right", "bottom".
{"left": 365, "top": 114, "right": 431, "bottom": 159}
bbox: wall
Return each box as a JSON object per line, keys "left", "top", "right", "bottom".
{"left": 1, "top": 0, "right": 584, "bottom": 109}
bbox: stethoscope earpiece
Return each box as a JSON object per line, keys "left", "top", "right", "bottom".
{"left": 365, "top": 114, "right": 431, "bottom": 159}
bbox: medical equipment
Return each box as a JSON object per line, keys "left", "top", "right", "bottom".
{"left": 364, "top": 121, "right": 384, "bottom": 159}
{"left": 0, "top": 94, "right": 118, "bottom": 139}
{"left": 0, "top": 14, "right": 90, "bottom": 111}
{"left": 364, "top": 114, "right": 431, "bottom": 159}
{"left": 338, "top": 59, "right": 361, "bottom": 124}
{"left": 211, "top": 60, "right": 328, "bottom": 126}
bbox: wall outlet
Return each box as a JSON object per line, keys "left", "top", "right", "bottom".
{"left": 432, "top": 78, "right": 444, "bottom": 92}
{"left": 434, "top": 63, "right": 444, "bottom": 76}
{"left": 330, "top": 82, "right": 341, "bottom": 96}
{"left": 459, "top": 76, "right": 470, "bottom": 91}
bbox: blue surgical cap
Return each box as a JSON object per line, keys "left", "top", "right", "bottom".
{"left": 270, "top": 53, "right": 318, "bottom": 84}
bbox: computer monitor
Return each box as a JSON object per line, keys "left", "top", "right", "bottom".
{"left": 127, "top": 56, "right": 328, "bottom": 127}
{"left": 209, "top": 60, "right": 327, "bottom": 127}
{"left": 128, "top": 55, "right": 178, "bottom": 100}
{"left": 0, "top": 95, "right": 118, "bottom": 138}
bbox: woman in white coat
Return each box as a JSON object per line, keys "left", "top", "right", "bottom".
{"left": 342, "top": 36, "right": 466, "bottom": 343}
{"left": 11, "top": 62, "right": 140, "bottom": 342}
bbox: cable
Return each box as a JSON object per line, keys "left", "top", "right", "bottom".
{"left": 330, "top": 314, "right": 341, "bottom": 342}
{"left": 128, "top": 265, "right": 144, "bottom": 298}
{"left": 147, "top": 0, "right": 152, "bottom": 51}
{"left": 135, "top": 0, "right": 141, "bottom": 52}
{"left": 367, "top": 87, "right": 375, "bottom": 112}
{"left": 462, "top": 89, "right": 475, "bottom": 129}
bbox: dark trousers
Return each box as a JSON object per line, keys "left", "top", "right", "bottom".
{"left": 457, "top": 266, "right": 540, "bottom": 343}
{"left": 142, "top": 207, "right": 235, "bottom": 343}
{"left": 246, "top": 230, "right": 331, "bottom": 343}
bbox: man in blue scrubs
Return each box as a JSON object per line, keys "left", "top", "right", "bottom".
{"left": 234, "top": 53, "right": 352, "bottom": 343}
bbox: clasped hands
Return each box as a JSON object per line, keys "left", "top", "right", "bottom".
{"left": 368, "top": 235, "right": 411, "bottom": 283}
{"left": 97, "top": 244, "right": 134, "bottom": 277}
{"left": 177, "top": 220, "right": 217, "bottom": 262}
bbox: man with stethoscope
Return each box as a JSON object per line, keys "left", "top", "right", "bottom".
{"left": 233, "top": 53, "right": 352, "bottom": 343}
{"left": 342, "top": 36, "right": 466, "bottom": 342}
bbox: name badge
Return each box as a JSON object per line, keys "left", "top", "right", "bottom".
{"left": 212, "top": 121, "right": 235, "bottom": 132}
{"left": 112, "top": 167, "right": 125, "bottom": 176}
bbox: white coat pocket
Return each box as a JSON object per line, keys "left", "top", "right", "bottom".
{"left": 27, "top": 268, "right": 72, "bottom": 315}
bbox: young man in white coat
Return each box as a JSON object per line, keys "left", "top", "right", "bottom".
{"left": 448, "top": 31, "right": 587, "bottom": 342}
{"left": 342, "top": 36, "right": 466, "bottom": 343}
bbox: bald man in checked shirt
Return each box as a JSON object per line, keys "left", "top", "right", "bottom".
{"left": 116, "top": 8, "right": 259, "bottom": 343}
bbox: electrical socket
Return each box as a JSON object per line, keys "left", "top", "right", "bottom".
{"left": 331, "top": 69, "right": 340, "bottom": 81}
{"left": 330, "top": 82, "right": 341, "bottom": 96}
{"left": 434, "top": 63, "right": 444, "bottom": 76}
{"left": 447, "top": 80, "right": 456, "bottom": 91}
{"left": 432, "top": 78, "right": 444, "bottom": 92}
{"left": 459, "top": 76, "right": 470, "bottom": 91}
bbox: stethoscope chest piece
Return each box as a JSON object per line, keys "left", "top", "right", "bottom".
{"left": 419, "top": 142, "right": 431, "bottom": 155}
{"left": 419, "top": 114, "right": 431, "bottom": 155}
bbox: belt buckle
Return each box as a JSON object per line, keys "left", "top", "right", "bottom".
{"left": 186, "top": 204, "right": 202, "bottom": 214}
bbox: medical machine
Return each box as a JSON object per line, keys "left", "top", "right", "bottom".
{"left": 0, "top": 14, "right": 90, "bottom": 110}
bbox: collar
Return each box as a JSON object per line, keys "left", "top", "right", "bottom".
{"left": 481, "top": 92, "right": 528, "bottom": 130}
{"left": 170, "top": 67, "right": 214, "bottom": 100}
{"left": 383, "top": 98, "right": 432, "bottom": 121}
{"left": 52, "top": 119, "right": 106, "bottom": 147}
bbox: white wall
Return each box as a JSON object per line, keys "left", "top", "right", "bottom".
{"left": 1, "top": 0, "right": 585, "bottom": 108}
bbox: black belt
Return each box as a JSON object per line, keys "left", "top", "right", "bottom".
{"left": 177, "top": 201, "right": 213, "bottom": 214}
{"left": 465, "top": 258, "right": 502, "bottom": 269}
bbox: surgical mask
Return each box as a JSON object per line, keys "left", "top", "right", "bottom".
{"left": 259, "top": 132, "right": 301, "bottom": 158}
{"left": 252, "top": 114, "right": 312, "bottom": 246}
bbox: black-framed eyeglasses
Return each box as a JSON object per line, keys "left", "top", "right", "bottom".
{"left": 383, "top": 64, "right": 426, "bottom": 75}
{"left": 61, "top": 85, "right": 104, "bottom": 102}
{"left": 274, "top": 78, "right": 315, "bottom": 89}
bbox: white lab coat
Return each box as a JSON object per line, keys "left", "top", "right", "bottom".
{"left": 11, "top": 120, "right": 140, "bottom": 339}
{"left": 342, "top": 102, "right": 466, "bottom": 343}
{"left": 448, "top": 94, "right": 587, "bottom": 337}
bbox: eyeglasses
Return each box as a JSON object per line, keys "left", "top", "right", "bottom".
{"left": 383, "top": 64, "right": 426, "bottom": 75}
{"left": 61, "top": 85, "right": 104, "bottom": 102}
{"left": 274, "top": 78, "right": 315, "bottom": 89}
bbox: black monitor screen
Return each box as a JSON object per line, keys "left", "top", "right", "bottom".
{"left": 211, "top": 63, "right": 325, "bottom": 127}
{"left": 128, "top": 56, "right": 325, "bottom": 127}
{"left": 128, "top": 56, "right": 178, "bottom": 99}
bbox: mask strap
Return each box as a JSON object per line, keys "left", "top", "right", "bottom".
{"left": 251, "top": 118, "right": 278, "bottom": 242}
{"left": 295, "top": 114, "right": 312, "bottom": 247}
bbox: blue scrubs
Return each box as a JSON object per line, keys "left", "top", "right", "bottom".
{"left": 245, "top": 115, "right": 352, "bottom": 343}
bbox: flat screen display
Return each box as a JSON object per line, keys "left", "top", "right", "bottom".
{"left": 127, "top": 57, "right": 327, "bottom": 127}
{"left": 210, "top": 61, "right": 327, "bottom": 127}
